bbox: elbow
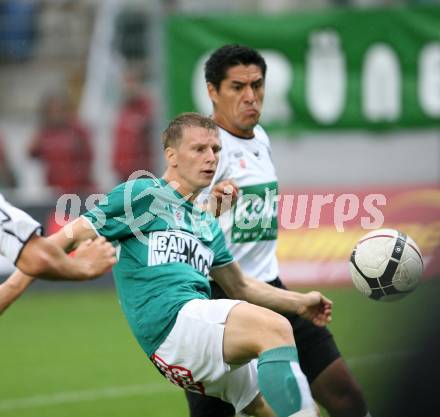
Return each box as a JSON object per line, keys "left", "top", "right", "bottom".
{"left": 17, "top": 251, "right": 51, "bottom": 277}
{"left": 16, "top": 238, "right": 61, "bottom": 278}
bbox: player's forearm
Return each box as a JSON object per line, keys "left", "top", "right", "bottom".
{"left": 232, "top": 277, "right": 306, "bottom": 314}
{"left": 18, "top": 219, "right": 99, "bottom": 280}
{"left": 0, "top": 271, "right": 35, "bottom": 314}
{"left": 212, "top": 263, "right": 306, "bottom": 314}
{"left": 29, "top": 237, "right": 90, "bottom": 280}
{"left": 46, "top": 224, "right": 80, "bottom": 253}
{"left": 15, "top": 232, "right": 81, "bottom": 280}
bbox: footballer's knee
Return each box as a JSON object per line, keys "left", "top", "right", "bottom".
{"left": 223, "top": 304, "right": 295, "bottom": 363}
{"left": 256, "top": 309, "right": 294, "bottom": 351}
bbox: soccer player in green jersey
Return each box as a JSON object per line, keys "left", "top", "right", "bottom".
{"left": 1, "top": 113, "right": 331, "bottom": 417}
{"left": 185, "top": 45, "right": 371, "bottom": 417}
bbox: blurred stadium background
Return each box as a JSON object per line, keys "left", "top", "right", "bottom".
{"left": 1, "top": 1, "right": 439, "bottom": 416}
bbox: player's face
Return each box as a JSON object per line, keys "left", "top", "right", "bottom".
{"left": 173, "top": 126, "right": 221, "bottom": 196}
{"left": 208, "top": 64, "right": 265, "bottom": 138}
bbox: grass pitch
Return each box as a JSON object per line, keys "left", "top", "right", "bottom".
{"left": 1, "top": 279, "right": 438, "bottom": 417}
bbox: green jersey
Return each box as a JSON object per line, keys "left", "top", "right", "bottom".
{"left": 83, "top": 178, "right": 233, "bottom": 356}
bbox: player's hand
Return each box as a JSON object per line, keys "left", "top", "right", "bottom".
{"left": 211, "top": 179, "right": 239, "bottom": 217}
{"left": 74, "top": 237, "right": 117, "bottom": 280}
{"left": 296, "top": 291, "right": 332, "bottom": 327}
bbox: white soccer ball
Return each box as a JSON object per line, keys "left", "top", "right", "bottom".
{"left": 349, "top": 228, "right": 423, "bottom": 301}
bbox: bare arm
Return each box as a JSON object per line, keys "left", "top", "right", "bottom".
{"left": 210, "top": 262, "right": 332, "bottom": 327}
{"left": 46, "top": 216, "right": 99, "bottom": 253}
{"left": 0, "top": 217, "right": 115, "bottom": 314}
{"left": 15, "top": 217, "right": 115, "bottom": 280}
{"left": 0, "top": 272, "right": 34, "bottom": 314}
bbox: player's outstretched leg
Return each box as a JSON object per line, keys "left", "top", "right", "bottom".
{"left": 224, "top": 303, "right": 317, "bottom": 417}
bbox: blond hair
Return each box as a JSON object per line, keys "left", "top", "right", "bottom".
{"left": 161, "top": 112, "right": 218, "bottom": 149}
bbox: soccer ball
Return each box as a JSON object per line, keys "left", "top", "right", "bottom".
{"left": 349, "top": 228, "right": 423, "bottom": 301}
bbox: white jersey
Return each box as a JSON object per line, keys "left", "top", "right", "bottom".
{"left": 202, "top": 125, "right": 279, "bottom": 282}
{"left": 0, "top": 193, "right": 42, "bottom": 264}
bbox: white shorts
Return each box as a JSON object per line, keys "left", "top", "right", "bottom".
{"left": 152, "top": 298, "right": 259, "bottom": 413}
{"left": 0, "top": 193, "right": 42, "bottom": 264}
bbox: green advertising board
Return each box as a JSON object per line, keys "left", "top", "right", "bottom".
{"left": 165, "top": 6, "right": 440, "bottom": 133}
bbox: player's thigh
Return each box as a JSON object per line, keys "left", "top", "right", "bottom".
{"left": 153, "top": 298, "right": 240, "bottom": 391}
{"left": 223, "top": 302, "right": 294, "bottom": 364}
{"left": 153, "top": 298, "right": 260, "bottom": 413}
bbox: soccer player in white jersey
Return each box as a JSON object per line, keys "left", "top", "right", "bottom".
{"left": 0, "top": 193, "right": 116, "bottom": 312}
{"left": 185, "top": 45, "right": 372, "bottom": 417}
{"left": 1, "top": 113, "right": 332, "bottom": 417}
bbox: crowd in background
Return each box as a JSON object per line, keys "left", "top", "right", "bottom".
{"left": 0, "top": 0, "right": 156, "bottom": 197}
{"left": 0, "top": 0, "right": 439, "bottom": 198}
{"left": 0, "top": 75, "right": 155, "bottom": 196}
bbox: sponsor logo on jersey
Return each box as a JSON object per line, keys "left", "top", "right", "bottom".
{"left": 172, "top": 206, "right": 186, "bottom": 228}
{"left": 232, "top": 181, "right": 279, "bottom": 243}
{"left": 151, "top": 354, "right": 205, "bottom": 394}
{"left": 148, "top": 230, "right": 214, "bottom": 276}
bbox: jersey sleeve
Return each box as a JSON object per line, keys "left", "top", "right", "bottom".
{"left": 0, "top": 194, "right": 42, "bottom": 264}
{"left": 83, "top": 180, "right": 154, "bottom": 242}
{"left": 210, "top": 219, "right": 234, "bottom": 268}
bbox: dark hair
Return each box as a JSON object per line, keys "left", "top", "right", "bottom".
{"left": 161, "top": 112, "right": 218, "bottom": 149}
{"left": 205, "top": 44, "right": 267, "bottom": 91}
